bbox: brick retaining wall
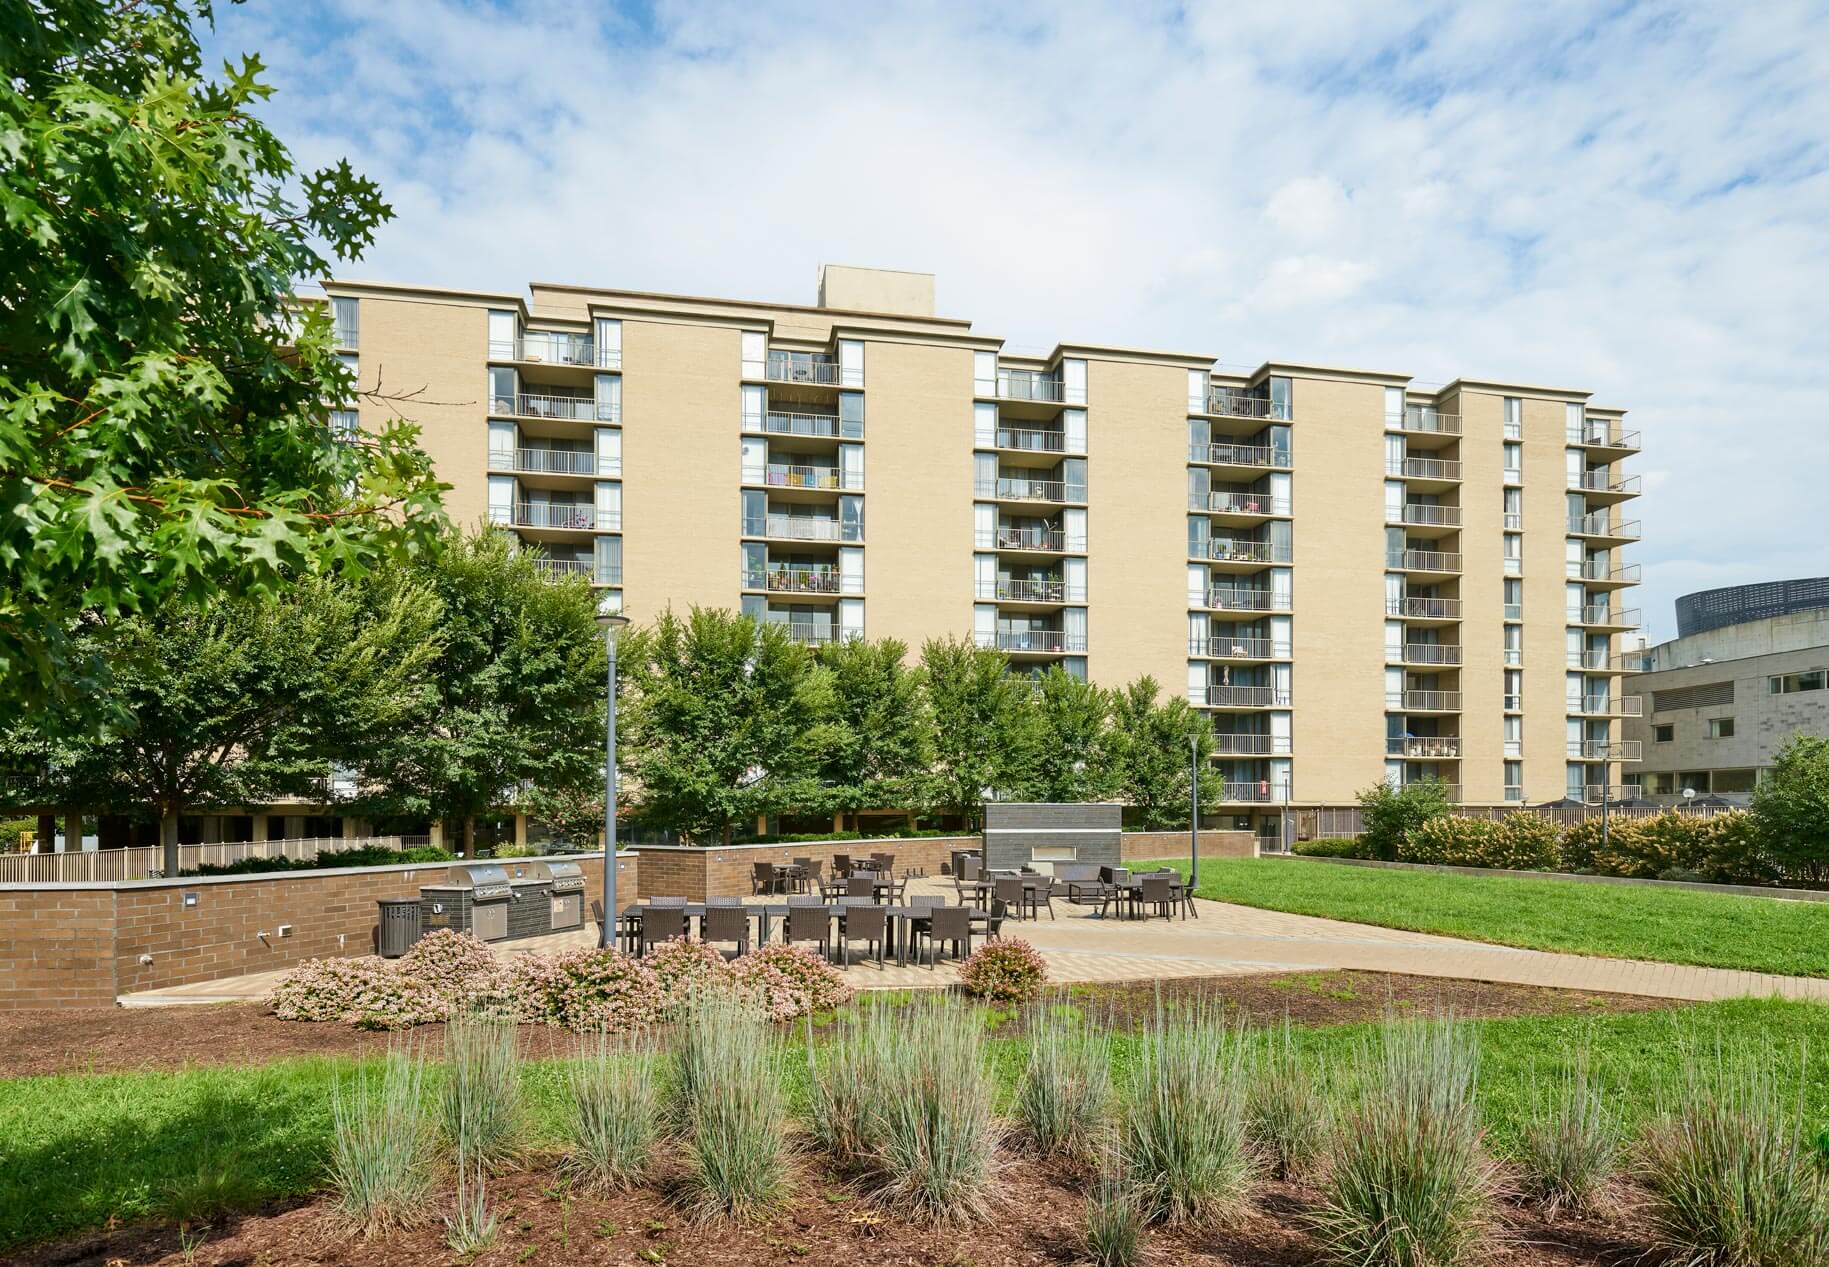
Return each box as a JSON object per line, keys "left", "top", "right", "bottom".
{"left": 1120, "top": 830, "right": 1258, "bottom": 863}
{"left": 634, "top": 837, "right": 980, "bottom": 900}
{"left": 0, "top": 852, "right": 635, "bottom": 1010}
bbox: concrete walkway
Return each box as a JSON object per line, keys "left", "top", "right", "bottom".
{"left": 118, "top": 877, "right": 1829, "bottom": 1006}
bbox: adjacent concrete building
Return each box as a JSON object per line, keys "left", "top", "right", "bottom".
{"left": 322, "top": 265, "right": 1644, "bottom": 836}
{"left": 1624, "top": 580, "right": 1829, "bottom": 802}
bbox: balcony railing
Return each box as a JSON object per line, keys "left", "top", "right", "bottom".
{"left": 531, "top": 558, "right": 592, "bottom": 580}
{"left": 1571, "top": 470, "right": 1642, "bottom": 496}
{"left": 1569, "top": 695, "right": 1644, "bottom": 717}
{"left": 744, "top": 463, "right": 858, "bottom": 491}
{"left": 750, "top": 515, "right": 862, "bottom": 543}
{"left": 1211, "top": 733, "right": 1292, "bottom": 756}
{"left": 1570, "top": 605, "right": 1641, "bottom": 628}
{"left": 1391, "top": 503, "right": 1461, "bottom": 528}
{"left": 977, "top": 476, "right": 1084, "bottom": 503}
{"left": 762, "top": 410, "right": 843, "bottom": 438}
{"left": 1387, "top": 597, "right": 1462, "bottom": 620}
{"left": 489, "top": 447, "right": 612, "bottom": 477}
{"left": 1200, "top": 588, "right": 1290, "bottom": 613}
{"left": 1569, "top": 560, "right": 1641, "bottom": 585}
{"left": 1568, "top": 740, "right": 1644, "bottom": 762}
{"left": 1199, "top": 538, "right": 1289, "bottom": 564}
{"left": 1217, "top": 778, "right": 1294, "bottom": 804}
{"left": 744, "top": 567, "right": 854, "bottom": 595}
{"left": 770, "top": 621, "right": 840, "bottom": 645}
{"left": 1189, "top": 636, "right": 1291, "bottom": 659}
{"left": 1568, "top": 513, "right": 1642, "bottom": 540}
{"left": 996, "top": 426, "right": 1066, "bottom": 452}
{"left": 1397, "top": 643, "right": 1462, "bottom": 665}
{"left": 993, "top": 370, "right": 1065, "bottom": 402}
{"left": 1387, "top": 737, "right": 1461, "bottom": 758}
{"left": 977, "top": 629, "right": 1085, "bottom": 653}
{"left": 764, "top": 353, "right": 842, "bottom": 386}
{"left": 1567, "top": 423, "right": 1641, "bottom": 451}
{"left": 1389, "top": 406, "right": 1462, "bottom": 436}
{"left": 491, "top": 391, "right": 605, "bottom": 422}
{"left": 979, "top": 578, "right": 1084, "bottom": 603}
{"left": 511, "top": 502, "right": 614, "bottom": 531}
{"left": 1388, "top": 549, "right": 1462, "bottom": 573}
{"left": 979, "top": 526, "right": 1079, "bottom": 552}
{"left": 489, "top": 332, "right": 597, "bottom": 367}
{"left": 1391, "top": 690, "right": 1461, "bottom": 711}
{"left": 1192, "top": 491, "right": 1291, "bottom": 516}
{"left": 1386, "top": 456, "right": 1462, "bottom": 481}
{"left": 1393, "top": 780, "right": 1462, "bottom": 801}
{"left": 1190, "top": 441, "right": 1288, "bottom": 468}
{"left": 1205, "top": 389, "right": 1288, "bottom": 420}
{"left": 1192, "top": 685, "right": 1291, "bottom": 708}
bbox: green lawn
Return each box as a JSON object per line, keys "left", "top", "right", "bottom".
{"left": 1150, "top": 857, "right": 1829, "bottom": 978}
{"left": 3, "top": 998, "right": 1828, "bottom": 1251}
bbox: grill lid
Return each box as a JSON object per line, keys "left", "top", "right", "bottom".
{"left": 544, "top": 860, "right": 586, "bottom": 892}
{"left": 444, "top": 863, "right": 513, "bottom": 899}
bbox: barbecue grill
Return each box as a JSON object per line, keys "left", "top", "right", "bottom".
{"left": 503, "top": 860, "right": 555, "bottom": 940}
{"left": 418, "top": 862, "right": 514, "bottom": 941}
{"left": 535, "top": 860, "right": 587, "bottom": 931}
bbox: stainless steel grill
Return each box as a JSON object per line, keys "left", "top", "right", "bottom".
{"left": 419, "top": 862, "right": 514, "bottom": 941}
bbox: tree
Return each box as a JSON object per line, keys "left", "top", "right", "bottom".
{"left": 1748, "top": 733, "right": 1829, "bottom": 883}
{"left": 1, "top": 1, "right": 445, "bottom": 703}
{"left": 619, "top": 608, "right": 836, "bottom": 844}
{"left": 1025, "top": 667, "right": 1120, "bottom": 803}
{"left": 919, "top": 637, "right": 1037, "bottom": 828}
{"left": 523, "top": 782, "right": 605, "bottom": 852}
{"left": 1108, "top": 677, "right": 1222, "bottom": 829}
{"left": 2, "top": 569, "right": 442, "bottom": 874}
{"left": 351, "top": 530, "right": 608, "bottom": 854}
{"left": 814, "top": 636, "right": 931, "bottom": 828}
{"left": 1357, "top": 779, "right": 1452, "bottom": 862}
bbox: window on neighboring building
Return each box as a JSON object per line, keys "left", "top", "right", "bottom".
{"left": 1708, "top": 717, "right": 1735, "bottom": 739}
{"left": 1769, "top": 670, "right": 1827, "bottom": 694}
{"left": 1653, "top": 723, "right": 1674, "bottom": 743}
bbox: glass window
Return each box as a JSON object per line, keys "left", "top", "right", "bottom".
{"left": 1708, "top": 717, "right": 1735, "bottom": 739}
{"left": 1653, "top": 723, "right": 1674, "bottom": 743}
{"left": 839, "top": 392, "right": 865, "bottom": 439}
{"left": 1770, "top": 670, "right": 1827, "bottom": 694}
{"left": 332, "top": 297, "right": 360, "bottom": 349}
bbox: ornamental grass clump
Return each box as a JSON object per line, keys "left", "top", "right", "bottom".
{"left": 1016, "top": 1006, "right": 1112, "bottom": 1162}
{"left": 327, "top": 1043, "right": 436, "bottom": 1236}
{"left": 806, "top": 1001, "right": 896, "bottom": 1169}
{"left": 1122, "top": 999, "right": 1256, "bottom": 1226}
{"left": 1516, "top": 1048, "right": 1619, "bottom": 1218}
{"left": 1248, "top": 1018, "right": 1331, "bottom": 1181}
{"left": 873, "top": 995, "right": 1002, "bottom": 1224}
{"left": 440, "top": 1011, "right": 522, "bottom": 1172}
{"left": 675, "top": 990, "right": 792, "bottom": 1222}
{"left": 1309, "top": 1017, "right": 1495, "bottom": 1267}
{"left": 1639, "top": 1052, "right": 1829, "bottom": 1267}
{"left": 563, "top": 1029, "right": 661, "bottom": 1192}
{"left": 445, "top": 1112, "right": 499, "bottom": 1256}
{"left": 1082, "top": 1154, "right": 1144, "bottom": 1267}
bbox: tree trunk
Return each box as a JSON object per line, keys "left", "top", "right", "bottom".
{"left": 462, "top": 816, "right": 475, "bottom": 859}
{"left": 64, "top": 808, "right": 82, "bottom": 854}
{"left": 35, "top": 813, "right": 55, "bottom": 854}
{"left": 160, "top": 809, "right": 180, "bottom": 877}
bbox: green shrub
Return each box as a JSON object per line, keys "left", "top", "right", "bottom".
{"left": 1082, "top": 1161, "right": 1144, "bottom": 1267}
{"left": 1358, "top": 780, "right": 1452, "bottom": 862}
{"left": 328, "top": 1045, "right": 436, "bottom": 1236}
{"left": 1295, "top": 837, "right": 1367, "bottom": 858}
{"left": 958, "top": 937, "right": 1048, "bottom": 1003}
{"left": 676, "top": 992, "right": 791, "bottom": 1222}
{"left": 563, "top": 1030, "right": 660, "bottom": 1193}
{"left": 440, "top": 1012, "right": 522, "bottom": 1171}
{"left": 1310, "top": 1018, "right": 1495, "bottom": 1267}
{"left": 1516, "top": 1049, "right": 1619, "bottom": 1217}
{"left": 189, "top": 844, "right": 455, "bottom": 876}
{"left": 1016, "top": 1007, "right": 1112, "bottom": 1162}
{"left": 874, "top": 996, "right": 1001, "bottom": 1224}
{"left": 1400, "top": 815, "right": 1558, "bottom": 871}
{"left": 734, "top": 827, "right": 961, "bottom": 844}
{"left": 1248, "top": 1019, "right": 1330, "bottom": 1181}
{"left": 1123, "top": 1000, "right": 1255, "bottom": 1226}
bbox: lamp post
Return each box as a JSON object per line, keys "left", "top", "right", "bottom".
{"left": 1189, "top": 732, "right": 1201, "bottom": 888}
{"left": 596, "top": 607, "right": 630, "bottom": 949}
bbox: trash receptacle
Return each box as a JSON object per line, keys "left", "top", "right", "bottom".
{"left": 377, "top": 897, "right": 422, "bottom": 958}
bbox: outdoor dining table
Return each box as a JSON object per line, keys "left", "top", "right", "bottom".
{"left": 617, "top": 900, "right": 989, "bottom": 965}
{"left": 1107, "top": 874, "right": 1191, "bottom": 920}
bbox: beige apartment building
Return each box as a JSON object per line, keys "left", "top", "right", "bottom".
{"left": 321, "top": 265, "right": 1643, "bottom": 832}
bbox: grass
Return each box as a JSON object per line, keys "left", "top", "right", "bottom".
{"left": 3, "top": 998, "right": 1829, "bottom": 1251}
{"left": 1153, "top": 857, "right": 1829, "bottom": 978}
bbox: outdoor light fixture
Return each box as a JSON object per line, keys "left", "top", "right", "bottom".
{"left": 595, "top": 605, "right": 630, "bottom": 949}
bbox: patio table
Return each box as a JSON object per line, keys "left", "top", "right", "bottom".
{"left": 617, "top": 901, "right": 988, "bottom": 966}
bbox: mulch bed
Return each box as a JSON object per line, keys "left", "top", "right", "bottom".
{"left": 8, "top": 1155, "right": 1662, "bottom": 1267}
{"left": 0, "top": 971, "right": 1670, "bottom": 1079}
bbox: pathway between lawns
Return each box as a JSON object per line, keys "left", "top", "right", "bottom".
{"left": 118, "top": 877, "right": 1829, "bottom": 1006}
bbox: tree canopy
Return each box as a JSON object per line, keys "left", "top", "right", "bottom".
{"left": 1748, "top": 732, "right": 1829, "bottom": 884}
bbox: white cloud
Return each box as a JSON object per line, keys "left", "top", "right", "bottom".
{"left": 208, "top": 0, "right": 1829, "bottom": 630}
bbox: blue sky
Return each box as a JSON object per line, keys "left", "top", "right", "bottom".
{"left": 207, "top": 0, "right": 1829, "bottom": 638}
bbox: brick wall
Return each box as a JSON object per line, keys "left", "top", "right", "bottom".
{"left": 1120, "top": 830, "right": 1258, "bottom": 863}
{"left": 634, "top": 837, "right": 981, "bottom": 900}
{"left": 0, "top": 852, "right": 635, "bottom": 1010}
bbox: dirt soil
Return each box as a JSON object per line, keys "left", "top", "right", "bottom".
{"left": 9, "top": 1156, "right": 1662, "bottom": 1267}
{"left": 0, "top": 972, "right": 1670, "bottom": 1079}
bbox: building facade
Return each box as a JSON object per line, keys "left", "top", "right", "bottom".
{"left": 1624, "top": 583, "right": 1829, "bottom": 802}
{"left": 323, "top": 265, "right": 1643, "bottom": 833}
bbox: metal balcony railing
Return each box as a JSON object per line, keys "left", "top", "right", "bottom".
{"left": 1568, "top": 513, "right": 1642, "bottom": 540}
{"left": 489, "top": 332, "right": 596, "bottom": 367}
{"left": 1192, "top": 685, "right": 1290, "bottom": 708}
{"left": 1569, "top": 559, "right": 1642, "bottom": 584}
{"left": 491, "top": 391, "right": 604, "bottom": 422}
{"left": 1192, "top": 491, "right": 1291, "bottom": 516}
{"left": 1571, "top": 470, "right": 1642, "bottom": 496}
{"left": 977, "top": 476, "right": 1084, "bottom": 503}
{"left": 1200, "top": 588, "right": 1290, "bottom": 613}
{"left": 1387, "top": 737, "right": 1461, "bottom": 758}
{"left": 1393, "top": 780, "right": 1462, "bottom": 801}
{"left": 1567, "top": 423, "right": 1641, "bottom": 451}
{"left": 744, "top": 463, "right": 858, "bottom": 491}
{"left": 1211, "top": 733, "right": 1292, "bottom": 756}
{"left": 510, "top": 502, "right": 614, "bottom": 531}
{"left": 1205, "top": 389, "right": 1288, "bottom": 420}
{"left": 770, "top": 621, "right": 840, "bottom": 644}
{"left": 1389, "top": 406, "right": 1462, "bottom": 436}
{"left": 489, "top": 447, "right": 612, "bottom": 477}
{"left": 1217, "top": 778, "right": 1295, "bottom": 804}
{"left": 1386, "top": 597, "right": 1462, "bottom": 619}
{"left": 1388, "top": 549, "right": 1462, "bottom": 573}
{"left": 978, "top": 526, "right": 1078, "bottom": 552}
{"left": 744, "top": 568, "right": 853, "bottom": 595}
{"left": 977, "top": 629, "right": 1085, "bottom": 653}
{"left": 1190, "top": 441, "right": 1288, "bottom": 468}
{"left": 993, "top": 370, "right": 1066, "bottom": 402}
{"left": 1568, "top": 695, "right": 1644, "bottom": 717}
{"left": 764, "top": 353, "right": 842, "bottom": 386}
{"left": 1570, "top": 605, "right": 1641, "bottom": 628}
{"left": 762, "top": 410, "right": 842, "bottom": 438}
{"left": 1386, "top": 456, "right": 1462, "bottom": 481}
{"left": 1199, "top": 538, "right": 1289, "bottom": 564}
{"left": 1189, "top": 636, "right": 1291, "bottom": 659}
{"left": 996, "top": 426, "right": 1066, "bottom": 452}
{"left": 1568, "top": 740, "right": 1644, "bottom": 761}
{"left": 1391, "top": 503, "right": 1461, "bottom": 528}
{"left": 978, "top": 578, "right": 1084, "bottom": 603}
{"left": 1391, "top": 690, "right": 1461, "bottom": 711}
{"left": 745, "top": 514, "right": 861, "bottom": 543}
{"left": 1397, "top": 644, "right": 1462, "bottom": 665}
{"left": 531, "top": 558, "right": 591, "bottom": 579}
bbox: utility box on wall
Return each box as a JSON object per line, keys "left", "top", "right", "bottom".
{"left": 982, "top": 802, "right": 1123, "bottom": 873}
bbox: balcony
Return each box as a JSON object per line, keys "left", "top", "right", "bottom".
{"left": 489, "top": 448, "right": 614, "bottom": 478}
{"left": 1197, "top": 538, "right": 1289, "bottom": 565}
{"left": 978, "top": 629, "right": 1085, "bottom": 654}
{"left": 1192, "top": 685, "right": 1291, "bottom": 708}
{"left": 978, "top": 525, "right": 1080, "bottom": 553}
{"left": 530, "top": 558, "right": 593, "bottom": 581}
{"left": 745, "top": 566, "right": 855, "bottom": 596}
{"left": 1390, "top": 690, "right": 1461, "bottom": 712}
{"left": 979, "top": 577, "right": 1083, "bottom": 604}
{"left": 744, "top": 462, "right": 858, "bottom": 491}
{"left": 1567, "top": 513, "right": 1642, "bottom": 542}
{"left": 1395, "top": 643, "right": 1462, "bottom": 666}
{"left": 1569, "top": 559, "right": 1642, "bottom": 586}
{"left": 1217, "top": 778, "right": 1294, "bottom": 804}
{"left": 1393, "top": 780, "right": 1462, "bottom": 801}
{"left": 1570, "top": 470, "right": 1642, "bottom": 499}
{"left": 1389, "top": 503, "right": 1462, "bottom": 529}
{"left": 1386, "top": 736, "right": 1461, "bottom": 759}
{"left": 1570, "top": 605, "right": 1641, "bottom": 630}
{"left": 995, "top": 426, "right": 1066, "bottom": 453}
{"left": 1211, "top": 733, "right": 1292, "bottom": 756}
{"left": 991, "top": 369, "right": 1065, "bottom": 403}
{"left": 1386, "top": 456, "right": 1462, "bottom": 482}
{"left": 977, "top": 476, "right": 1083, "bottom": 504}
{"left": 746, "top": 514, "right": 862, "bottom": 543}
{"left": 762, "top": 410, "right": 843, "bottom": 439}
{"left": 1386, "top": 597, "right": 1462, "bottom": 620}
{"left": 1387, "top": 548, "right": 1462, "bottom": 574}
{"left": 489, "top": 332, "right": 599, "bottom": 368}
{"left": 1569, "top": 695, "right": 1644, "bottom": 718}
{"left": 1199, "top": 588, "right": 1291, "bottom": 614}
{"left": 1190, "top": 441, "right": 1289, "bottom": 469}
{"left": 490, "top": 391, "right": 607, "bottom": 423}
{"left": 1388, "top": 405, "right": 1462, "bottom": 438}
{"left": 1568, "top": 740, "right": 1644, "bottom": 762}
{"left": 1567, "top": 422, "right": 1641, "bottom": 454}
{"left": 770, "top": 621, "right": 841, "bottom": 645}
{"left": 1191, "top": 491, "right": 1291, "bottom": 517}
{"left": 1189, "top": 636, "right": 1291, "bottom": 660}
{"left": 511, "top": 502, "right": 614, "bottom": 532}
{"left": 764, "top": 352, "right": 842, "bottom": 387}
{"left": 1204, "top": 388, "right": 1288, "bottom": 421}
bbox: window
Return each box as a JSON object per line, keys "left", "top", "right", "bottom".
{"left": 1653, "top": 723, "right": 1674, "bottom": 743}
{"left": 332, "top": 297, "right": 360, "bottom": 349}
{"left": 1503, "top": 442, "right": 1522, "bottom": 482}
{"left": 1708, "top": 717, "right": 1735, "bottom": 739}
{"left": 1503, "top": 578, "right": 1523, "bottom": 621}
{"left": 1503, "top": 396, "right": 1522, "bottom": 439}
{"left": 1769, "top": 670, "right": 1827, "bottom": 694}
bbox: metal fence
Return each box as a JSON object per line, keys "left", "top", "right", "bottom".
{"left": 0, "top": 835, "right": 431, "bottom": 884}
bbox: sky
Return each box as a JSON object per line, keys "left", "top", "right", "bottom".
{"left": 206, "top": 0, "right": 1829, "bottom": 641}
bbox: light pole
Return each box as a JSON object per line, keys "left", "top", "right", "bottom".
{"left": 1189, "top": 732, "right": 1201, "bottom": 888}
{"left": 596, "top": 608, "right": 630, "bottom": 949}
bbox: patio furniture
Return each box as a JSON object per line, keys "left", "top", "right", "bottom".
{"left": 706, "top": 895, "right": 742, "bottom": 906}
{"left": 1138, "top": 874, "right": 1177, "bottom": 921}
{"left": 751, "top": 861, "right": 776, "bottom": 895}
{"left": 650, "top": 895, "right": 688, "bottom": 907}
{"left": 835, "top": 905, "right": 887, "bottom": 968}
{"left": 1054, "top": 864, "right": 1107, "bottom": 906}
{"left": 917, "top": 906, "right": 974, "bottom": 967}
{"left": 784, "top": 905, "right": 832, "bottom": 960}
{"left": 640, "top": 906, "right": 687, "bottom": 953}
{"left": 832, "top": 853, "right": 853, "bottom": 877}
{"left": 788, "top": 893, "right": 825, "bottom": 907}
{"left": 1096, "top": 867, "right": 1132, "bottom": 919}
{"left": 845, "top": 875, "right": 876, "bottom": 899}
{"left": 958, "top": 856, "right": 981, "bottom": 882}
{"left": 701, "top": 903, "right": 751, "bottom": 960}
{"left": 796, "top": 858, "right": 823, "bottom": 891}
{"left": 986, "top": 897, "right": 1008, "bottom": 938}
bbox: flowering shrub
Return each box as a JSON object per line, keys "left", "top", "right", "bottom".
{"left": 730, "top": 942, "right": 853, "bottom": 1021}
{"left": 516, "top": 946, "right": 665, "bottom": 1033}
{"left": 958, "top": 937, "right": 1048, "bottom": 1003}
{"left": 1401, "top": 814, "right": 1559, "bottom": 871}
{"left": 647, "top": 937, "right": 735, "bottom": 1015}
{"left": 397, "top": 928, "right": 500, "bottom": 1002}
{"left": 269, "top": 956, "right": 392, "bottom": 1022}
{"left": 344, "top": 970, "right": 449, "bottom": 1031}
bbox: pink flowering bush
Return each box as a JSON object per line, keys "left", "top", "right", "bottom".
{"left": 397, "top": 928, "right": 500, "bottom": 1001}
{"left": 958, "top": 937, "right": 1048, "bottom": 1003}
{"left": 732, "top": 942, "right": 853, "bottom": 1019}
{"left": 646, "top": 937, "right": 734, "bottom": 1015}
{"left": 513, "top": 946, "right": 665, "bottom": 1033}
{"left": 344, "top": 969, "right": 449, "bottom": 1031}
{"left": 268, "top": 955, "right": 448, "bottom": 1028}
